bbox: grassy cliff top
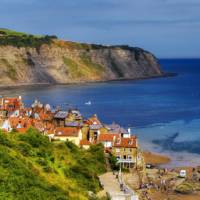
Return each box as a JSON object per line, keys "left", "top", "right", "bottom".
{"left": 0, "top": 28, "right": 148, "bottom": 53}
{"left": 0, "top": 28, "right": 57, "bottom": 48}
{"left": 0, "top": 128, "right": 106, "bottom": 200}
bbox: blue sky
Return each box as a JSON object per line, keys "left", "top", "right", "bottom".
{"left": 0, "top": 0, "right": 200, "bottom": 58}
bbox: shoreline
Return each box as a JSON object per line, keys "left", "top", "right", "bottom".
{"left": 0, "top": 72, "right": 177, "bottom": 90}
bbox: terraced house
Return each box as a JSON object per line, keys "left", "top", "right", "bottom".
{"left": 112, "top": 135, "right": 138, "bottom": 168}
{"left": 0, "top": 95, "right": 142, "bottom": 169}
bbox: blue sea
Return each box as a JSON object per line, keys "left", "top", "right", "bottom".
{"left": 1, "top": 59, "right": 200, "bottom": 167}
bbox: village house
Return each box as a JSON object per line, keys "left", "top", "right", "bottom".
{"left": 53, "top": 111, "right": 68, "bottom": 127}
{"left": 0, "top": 96, "right": 23, "bottom": 112}
{"left": 1, "top": 116, "right": 32, "bottom": 133}
{"left": 0, "top": 95, "right": 142, "bottom": 170}
{"left": 84, "top": 114, "right": 107, "bottom": 143}
{"left": 106, "top": 122, "right": 130, "bottom": 136}
{"left": 53, "top": 127, "right": 83, "bottom": 146}
{"left": 112, "top": 135, "right": 138, "bottom": 168}
{"left": 98, "top": 133, "right": 119, "bottom": 150}
{"left": 67, "top": 109, "right": 82, "bottom": 121}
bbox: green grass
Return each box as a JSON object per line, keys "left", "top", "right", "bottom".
{"left": 0, "top": 128, "right": 106, "bottom": 200}
{"left": 63, "top": 55, "right": 105, "bottom": 80}
{"left": 0, "top": 28, "right": 27, "bottom": 36}
{"left": 0, "top": 28, "right": 57, "bottom": 48}
{"left": 63, "top": 57, "right": 85, "bottom": 78}
{"left": 80, "top": 54, "right": 105, "bottom": 73}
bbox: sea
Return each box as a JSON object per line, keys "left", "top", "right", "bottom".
{"left": 1, "top": 59, "right": 200, "bottom": 167}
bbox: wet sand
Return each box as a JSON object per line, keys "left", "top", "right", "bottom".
{"left": 143, "top": 151, "right": 171, "bottom": 166}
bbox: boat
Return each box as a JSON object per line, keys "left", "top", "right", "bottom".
{"left": 85, "top": 101, "right": 91, "bottom": 105}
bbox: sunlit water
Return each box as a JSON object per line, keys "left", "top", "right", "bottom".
{"left": 1, "top": 59, "right": 200, "bottom": 167}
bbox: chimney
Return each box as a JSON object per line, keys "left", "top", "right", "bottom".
{"left": 113, "top": 135, "right": 116, "bottom": 142}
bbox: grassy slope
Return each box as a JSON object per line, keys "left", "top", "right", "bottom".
{"left": 63, "top": 56, "right": 105, "bottom": 80}
{"left": 0, "top": 28, "right": 32, "bottom": 36}
{"left": 0, "top": 28, "right": 56, "bottom": 48}
{"left": 0, "top": 128, "right": 106, "bottom": 200}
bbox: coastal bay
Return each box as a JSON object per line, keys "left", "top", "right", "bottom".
{"left": 1, "top": 59, "right": 200, "bottom": 167}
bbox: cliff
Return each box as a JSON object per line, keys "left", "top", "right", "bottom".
{"left": 0, "top": 29, "right": 163, "bottom": 86}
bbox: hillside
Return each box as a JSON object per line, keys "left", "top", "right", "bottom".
{"left": 0, "top": 29, "right": 163, "bottom": 86}
{"left": 0, "top": 128, "right": 106, "bottom": 200}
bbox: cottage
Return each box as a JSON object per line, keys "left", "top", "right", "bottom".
{"left": 85, "top": 114, "right": 105, "bottom": 142}
{"left": 112, "top": 136, "right": 138, "bottom": 168}
{"left": 9, "top": 117, "right": 32, "bottom": 133}
{"left": 53, "top": 111, "right": 68, "bottom": 127}
{"left": 0, "top": 96, "right": 23, "bottom": 113}
{"left": 106, "top": 122, "right": 129, "bottom": 136}
{"left": 98, "top": 133, "right": 119, "bottom": 149}
{"left": 53, "top": 127, "right": 82, "bottom": 146}
{"left": 70, "top": 109, "right": 82, "bottom": 121}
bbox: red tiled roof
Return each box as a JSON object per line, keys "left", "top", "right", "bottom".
{"left": 98, "top": 133, "right": 119, "bottom": 142}
{"left": 39, "top": 111, "right": 54, "bottom": 121}
{"left": 85, "top": 114, "right": 102, "bottom": 125}
{"left": 0, "top": 97, "right": 22, "bottom": 111}
{"left": 80, "top": 139, "right": 91, "bottom": 146}
{"left": 9, "top": 117, "right": 32, "bottom": 128}
{"left": 113, "top": 136, "right": 137, "bottom": 148}
{"left": 54, "top": 127, "right": 80, "bottom": 137}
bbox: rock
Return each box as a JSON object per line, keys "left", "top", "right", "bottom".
{"left": 175, "top": 182, "right": 193, "bottom": 194}
{"left": 0, "top": 40, "right": 163, "bottom": 86}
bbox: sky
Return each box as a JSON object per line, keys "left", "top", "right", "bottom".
{"left": 0, "top": 0, "right": 200, "bottom": 58}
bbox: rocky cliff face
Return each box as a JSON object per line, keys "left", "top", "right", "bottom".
{"left": 0, "top": 39, "right": 163, "bottom": 86}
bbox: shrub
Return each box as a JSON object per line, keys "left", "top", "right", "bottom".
{"left": 43, "top": 166, "right": 53, "bottom": 173}
{"left": 0, "top": 31, "right": 56, "bottom": 48}
{"left": 49, "top": 156, "right": 55, "bottom": 163}
{"left": 36, "top": 158, "right": 48, "bottom": 166}
{"left": 109, "top": 153, "right": 119, "bottom": 171}
{"left": 17, "top": 142, "right": 34, "bottom": 157}
{"left": 65, "top": 141, "right": 78, "bottom": 152}
{"left": 18, "top": 128, "right": 49, "bottom": 148}
{"left": 0, "top": 132, "right": 13, "bottom": 147}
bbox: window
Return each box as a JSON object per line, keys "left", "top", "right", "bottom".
{"left": 116, "top": 148, "right": 120, "bottom": 153}
{"left": 124, "top": 148, "right": 126, "bottom": 152}
{"left": 130, "top": 148, "right": 132, "bottom": 152}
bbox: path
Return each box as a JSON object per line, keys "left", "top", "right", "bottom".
{"left": 99, "top": 172, "right": 138, "bottom": 200}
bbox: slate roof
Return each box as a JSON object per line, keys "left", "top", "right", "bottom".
{"left": 107, "top": 123, "right": 128, "bottom": 134}
{"left": 65, "top": 121, "right": 83, "bottom": 127}
{"left": 54, "top": 111, "right": 68, "bottom": 119}
{"left": 89, "top": 124, "right": 103, "bottom": 130}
